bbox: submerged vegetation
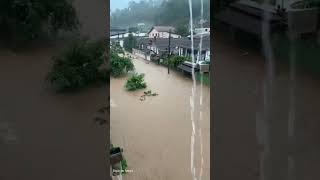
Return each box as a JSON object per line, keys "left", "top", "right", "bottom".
{"left": 110, "top": 50, "right": 134, "bottom": 77}
{"left": 159, "top": 55, "right": 191, "bottom": 69}
{"left": 47, "top": 39, "right": 107, "bottom": 91}
{"left": 125, "top": 73, "right": 147, "bottom": 91}
{"left": 140, "top": 90, "right": 158, "bottom": 101}
{"left": 111, "top": 44, "right": 125, "bottom": 54}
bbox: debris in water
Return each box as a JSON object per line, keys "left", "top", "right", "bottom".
{"left": 140, "top": 90, "right": 158, "bottom": 101}
{"left": 140, "top": 95, "right": 146, "bottom": 101}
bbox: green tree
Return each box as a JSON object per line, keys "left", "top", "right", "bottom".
{"left": 0, "top": 0, "right": 79, "bottom": 46}
{"left": 123, "top": 33, "right": 137, "bottom": 53}
{"left": 47, "top": 39, "right": 107, "bottom": 91}
{"left": 125, "top": 73, "right": 147, "bottom": 91}
{"left": 128, "top": 27, "right": 139, "bottom": 33}
{"left": 110, "top": 0, "right": 210, "bottom": 29}
{"left": 110, "top": 50, "right": 134, "bottom": 77}
{"left": 176, "top": 24, "right": 189, "bottom": 37}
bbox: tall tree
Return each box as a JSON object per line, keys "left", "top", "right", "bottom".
{"left": 176, "top": 24, "right": 189, "bottom": 37}
{"left": 123, "top": 33, "right": 137, "bottom": 53}
{"left": 0, "top": 0, "right": 79, "bottom": 45}
{"left": 110, "top": 0, "right": 210, "bottom": 29}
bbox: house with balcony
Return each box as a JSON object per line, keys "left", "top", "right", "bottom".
{"left": 135, "top": 36, "right": 210, "bottom": 63}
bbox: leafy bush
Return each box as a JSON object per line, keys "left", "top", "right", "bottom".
{"left": 110, "top": 43, "right": 124, "bottom": 54}
{"left": 160, "top": 55, "right": 191, "bottom": 68}
{"left": 176, "top": 24, "right": 189, "bottom": 37}
{"left": 125, "top": 73, "right": 147, "bottom": 91}
{"left": 110, "top": 52, "right": 134, "bottom": 77}
{"left": 170, "top": 56, "right": 191, "bottom": 67}
{"left": 0, "top": 0, "right": 79, "bottom": 45}
{"left": 47, "top": 39, "right": 107, "bottom": 91}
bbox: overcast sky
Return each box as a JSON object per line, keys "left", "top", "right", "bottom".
{"left": 111, "top": 0, "right": 139, "bottom": 11}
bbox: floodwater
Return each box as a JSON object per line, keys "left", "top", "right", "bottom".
{"left": 0, "top": 43, "right": 108, "bottom": 180}
{"left": 212, "top": 31, "right": 320, "bottom": 180}
{"left": 0, "top": 0, "right": 108, "bottom": 180}
{"left": 110, "top": 56, "right": 210, "bottom": 179}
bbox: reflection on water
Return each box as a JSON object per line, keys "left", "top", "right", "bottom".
{"left": 111, "top": 57, "right": 210, "bottom": 180}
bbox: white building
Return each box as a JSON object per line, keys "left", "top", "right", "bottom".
{"left": 147, "top": 26, "right": 181, "bottom": 39}
{"left": 194, "top": 28, "right": 210, "bottom": 34}
{"left": 110, "top": 32, "right": 146, "bottom": 39}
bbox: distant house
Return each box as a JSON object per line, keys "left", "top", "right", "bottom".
{"left": 147, "top": 26, "right": 182, "bottom": 39}
{"left": 110, "top": 32, "right": 146, "bottom": 39}
{"left": 110, "top": 32, "right": 147, "bottom": 48}
{"left": 136, "top": 37, "right": 210, "bottom": 62}
{"left": 194, "top": 21, "right": 210, "bottom": 34}
{"left": 194, "top": 27, "right": 210, "bottom": 34}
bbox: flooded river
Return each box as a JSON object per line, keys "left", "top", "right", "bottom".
{"left": 0, "top": 44, "right": 108, "bottom": 180}
{"left": 213, "top": 31, "right": 320, "bottom": 180}
{"left": 0, "top": 1, "right": 108, "bottom": 180}
{"left": 110, "top": 56, "right": 210, "bottom": 179}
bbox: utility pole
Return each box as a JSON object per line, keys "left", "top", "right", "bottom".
{"left": 168, "top": 29, "right": 171, "bottom": 74}
{"left": 117, "top": 32, "right": 120, "bottom": 46}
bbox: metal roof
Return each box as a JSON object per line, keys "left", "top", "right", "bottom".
{"left": 147, "top": 26, "right": 176, "bottom": 34}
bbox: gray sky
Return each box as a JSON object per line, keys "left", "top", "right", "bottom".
{"left": 110, "top": 0, "right": 139, "bottom": 11}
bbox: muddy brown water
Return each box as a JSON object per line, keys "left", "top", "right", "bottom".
{"left": 213, "top": 31, "right": 320, "bottom": 180}
{"left": 110, "top": 56, "right": 210, "bottom": 180}
{"left": 0, "top": 0, "right": 108, "bottom": 180}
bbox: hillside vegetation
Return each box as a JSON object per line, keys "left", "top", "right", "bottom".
{"left": 110, "top": 0, "right": 210, "bottom": 31}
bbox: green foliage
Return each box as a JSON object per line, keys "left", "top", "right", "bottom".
{"left": 120, "top": 159, "right": 128, "bottom": 174}
{"left": 123, "top": 33, "right": 137, "bottom": 53}
{"left": 47, "top": 39, "right": 107, "bottom": 91}
{"left": 160, "top": 55, "right": 191, "bottom": 68}
{"left": 170, "top": 56, "right": 191, "bottom": 67}
{"left": 125, "top": 73, "right": 147, "bottom": 91}
{"left": 111, "top": 0, "right": 159, "bottom": 27}
{"left": 128, "top": 27, "right": 139, "bottom": 33}
{"left": 140, "top": 90, "right": 158, "bottom": 101}
{"left": 154, "top": 0, "right": 210, "bottom": 27}
{"left": 144, "top": 90, "right": 158, "bottom": 96}
{"left": 110, "top": 51, "right": 134, "bottom": 77}
{"left": 110, "top": 43, "right": 124, "bottom": 54}
{"left": 176, "top": 24, "right": 189, "bottom": 37}
{"left": 0, "top": 0, "right": 79, "bottom": 45}
{"left": 110, "top": 0, "right": 210, "bottom": 29}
